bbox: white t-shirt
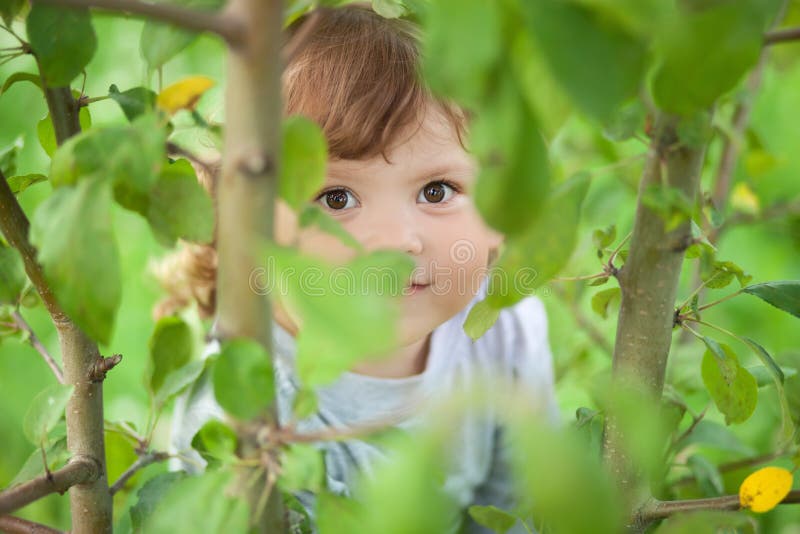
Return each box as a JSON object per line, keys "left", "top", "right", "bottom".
{"left": 170, "top": 286, "right": 558, "bottom": 533}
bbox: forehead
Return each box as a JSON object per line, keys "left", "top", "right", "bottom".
{"left": 327, "top": 107, "right": 475, "bottom": 179}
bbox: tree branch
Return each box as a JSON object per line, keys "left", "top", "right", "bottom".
{"left": 0, "top": 515, "right": 64, "bottom": 534}
{"left": 30, "top": 0, "right": 245, "bottom": 48}
{"left": 11, "top": 310, "right": 65, "bottom": 384}
{"left": 637, "top": 491, "right": 800, "bottom": 523}
{"left": 0, "top": 457, "right": 98, "bottom": 516}
{"left": 765, "top": 26, "right": 800, "bottom": 45}
{"left": 109, "top": 451, "right": 169, "bottom": 495}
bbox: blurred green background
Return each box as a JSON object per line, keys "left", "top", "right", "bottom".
{"left": 1, "top": 6, "right": 799, "bottom": 533}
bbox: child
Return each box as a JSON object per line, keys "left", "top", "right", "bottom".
{"left": 167, "top": 4, "right": 558, "bottom": 533}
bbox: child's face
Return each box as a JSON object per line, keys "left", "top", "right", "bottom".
{"left": 274, "top": 103, "right": 503, "bottom": 346}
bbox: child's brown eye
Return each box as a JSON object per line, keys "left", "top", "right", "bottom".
{"left": 418, "top": 181, "right": 456, "bottom": 204}
{"left": 319, "top": 189, "right": 356, "bottom": 210}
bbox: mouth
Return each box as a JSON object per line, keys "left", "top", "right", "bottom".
{"left": 405, "top": 282, "right": 431, "bottom": 295}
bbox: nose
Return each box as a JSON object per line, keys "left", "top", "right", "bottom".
{"left": 360, "top": 207, "right": 424, "bottom": 256}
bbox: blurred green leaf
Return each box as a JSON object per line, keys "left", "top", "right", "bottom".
{"left": 6, "top": 174, "right": 47, "bottom": 194}
{"left": 654, "top": 510, "right": 750, "bottom": 534}
{"left": 26, "top": 4, "right": 97, "bottom": 86}
{"left": 37, "top": 105, "right": 92, "bottom": 157}
{"left": 703, "top": 260, "right": 751, "bottom": 289}
{"left": 108, "top": 84, "right": 157, "bottom": 122}
{"left": 701, "top": 341, "right": 758, "bottom": 425}
{"left": 462, "top": 298, "right": 501, "bottom": 341}
{"left": 280, "top": 115, "right": 327, "bottom": 211}
{"left": 298, "top": 204, "right": 363, "bottom": 251}
{"left": 603, "top": 100, "right": 646, "bottom": 142}
{"left": 468, "top": 505, "right": 518, "bottom": 534}
{"left": 148, "top": 315, "right": 194, "bottom": 396}
{"left": 592, "top": 225, "right": 617, "bottom": 251}
{"left": 0, "top": 244, "right": 26, "bottom": 304}
{"left": 687, "top": 454, "right": 724, "bottom": 496}
{"left": 212, "top": 338, "right": 274, "bottom": 420}
{"left": 675, "top": 420, "right": 754, "bottom": 456}
{"left": 30, "top": 178, "right": 120, "bottom": 344}
{"left": 641, "top": 184, "right": 693, "bottom": 231}
{"left": 140, "top": 0, "right": 224, "bottom": 70}
{"left": 278, "top": 443, "right": 324, "bottom": 493}
{"left": 372, "top": 0, "right": 405, "bottom": 18}
{"left": 155, "top": 359, "right": 207, "bottom": 408}
{"left": 147, "top": 159, "right": 214, "bottom": 246}
{"left": 522, "top": 0, "right": 647, "bottom": 123}
{"left": 591, "top": 287, "right": 621, "bottom": 319}
{"left": 0, "top": 0, "right": 25, "bottom": 25}
{"left": 651, "top": 1, "right": 765, "bottom": 116}
{"left": 191, "top": 419, "right": 237, "bottom": 465}
{"left": 485, "top": 173, "right": 589, "bottom": 308}
{"left": 292, "top": 387, "right": 318, "bottom": 420}
{"left": 471, "top": 74, "right": 550, "bottom": 236}
{"left": 130, "top": 471, "right": 185, "bottom": 532}
{"left": 743, "top": 281, "right": 800, "bottom": 319}
{"left": 421, "top": 0, "right": 501, "bottom": 108}
{"left": 9, "top": 438, "right": 69, "bottom": 487}
{"left": 105, "top": 430, "right": 138, "bottom": 492}
{"left": 23, "top": 383, "right": 74, "bottom": 445}
{"left": 1, "top": 72, "right": 41, "bottom": 96}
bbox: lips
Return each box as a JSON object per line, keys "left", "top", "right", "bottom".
{"left": 405, "top": 281, "right": 430, "bottom": 295}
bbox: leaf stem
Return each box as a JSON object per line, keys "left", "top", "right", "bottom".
{"left": 552, "top": 272, "right": 608, "bottom": 282}
{"left": 765, "top": 26, "right": 800, "bottom": 45}
{"left": 31, "top": 0, "right": 246, "bottom": 47}
{"left": 109, "top": 450, "right": 170, "bottom": 495}
{"left": 696, "top": 289, "right": 743, "bottom": 313}
{"left": 11, "top": 309, "right": 65, "bottom": 383}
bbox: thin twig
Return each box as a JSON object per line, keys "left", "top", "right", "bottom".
{"left": 0, "top": 457, "right": 97, "bottom": 516}
{"left": 607, "top": 231, "right": 632, "bottom": 269}
{"left": 765, "top": 26, "right": 800, "bottom": 45}
{"left": 11, "top": 310, "right": 64, "bottom": 383}
{"left": 552, "top": 272, "right": 608, "bottom": 282}
{"left": 696, "top": 289, "right": 743, "bottom": 313}
{"left": 109, "top": 451, "right": 170, "bottom": 495}
{"left": 669, "top": 405, "right": 708, "bottom": 452}
{"left": 0, "top": 515, "right": 64, "bottom": 534}
{"left": 637, "top": 490, "right": 800, "bottom": 523}
{"left": 30, "top": 0, "right": 245, "bottom": 47}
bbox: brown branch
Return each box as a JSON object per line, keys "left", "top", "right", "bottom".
{"left": 0, "top": 457, "right": 98, "bottom": 516}
{"left": 765, "top": 26, "right": 800, "bottom": 45}
{"left": 11, "top": 310, "right": 65, "bottom": 384}
{"left": 637, "top": 491, "right": 800, "bottom": 523}
{"left": 30, "top": 0, "right": 245, "bottom": 48}
{"left": 0, "top": 516, "right": 64, "bottom": 534}
{"left": 88, "top": 354, "right": 122, "bottom": 382}
{"left": 109, "top": 451, "right": 169, "bottom": 495}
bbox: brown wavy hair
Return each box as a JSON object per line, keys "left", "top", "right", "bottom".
{"left": 152, "top": 3, "right": 468, "bottom": 320}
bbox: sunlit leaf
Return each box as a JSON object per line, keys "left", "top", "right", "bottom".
{"left": 700, "top": 341, "right": 758, "bottom": 425}
{"left": 739, "top": 466, "right": 794, "bottom": 513}
{"left": 280, "top": 115, "right": 327, "bottom": 211}
{"left": 140, "top": 0, "right": 224, "bottom": 69}
{"left": 591, "top": 287, "right": 621, "bottom": 319}
{"left": 372, "top": 0, "right": 405, "bottom": 18}
{"left": 191, "top": 420, "right": 237, "bottom": 466}
{"left": 109, "top": 84, "right": 157, "bottom": 122}
{"left": 212, "top": 338, "right": 274, "bottom": 420}
{"left": 462, "top": 298, "right": 501, "bottom": 341}
{"left": 468, "top": 505, "right": 518, "bottom": 534}
{"left": 148, "top": 316, "right": 194, "bottom": 396}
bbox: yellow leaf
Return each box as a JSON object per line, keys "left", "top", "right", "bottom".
{"left": 156, "top": 76, "right": 215, "bottom": 115}
{"left": 730, "top": 182, "right": 760, "bottom": 216}
{"left": 739, "top": 466, "right": 794, "bottom": 513}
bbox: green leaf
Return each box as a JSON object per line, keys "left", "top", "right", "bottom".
{"left": 592, "top": 225, "right": 617, "bottom": 251}
{"left": 130, "top": 471, "right": 186, "bottom": 532}
{"left": 521, "top": 0, "right": 647, "bottom": 123}
{"left": 462, "top": 299, "right": 501, "bottom": 341}
{"left": 23, "top": 384, "right": 74, "bottom": 445}
{"left": 26, "top": 4, "right": 97, "bottom": 86}
{"left": 269, "top": 245, "right": 414, "bottom": 386}
{"left": 280, "top": 115, "right": 327, "bottom": 211}
{"left": 7, "top": 174, "right": 47, "bottom": 194}
{"left": 687, "top": 454, "right": 724, "bottom": 496}
{"left": 675, "top": 420, "right": 753, "bottom": 456}
{"left": 298, "top": 205, "right": 363, "bottom": 251}
{"left": 743, "top": 281, "right": 800, "bottom": 319}
{"left": 0, "top": 136, "right": 22, "bottom": 177}
{"left": 741, "top": 337, "right": 784, "bottom": 384}
{"left": 468, "top": 505, "right": 518, "bottom": 534}
{"left": 140, "top": 0, "right": 224, "bottom": 70}
{"left": 278, "top": 444, "right": 324, "bottom": 493}
{"left": 141, "top": 470, "right": 249, "bottom": 534}
{"left": 37, "top": 105, "right": 92, "bottom": 157}
{"left": 50, "top": 113, "right": 165, "bottom": 213}
{"left": 191, "top": 420, "right": 237, "bottom": 465}
{"left": 701, "top": 342, "right": 758, "bottom": 425}
{"left": 108, "top": 84, "right": 156, "bottom": 122}
{"left": 651, "top": 2, "right": 765, "bottom": 116}
{"left": 484, "top": 173, "right": 590, "bottom": 308}
{"left": 148, "top": 316, "right": 194, "bottom": 396}
{"left": 372, "top": 0, "right": 405, "bottom": 18}
{"left": 0, "top": 244, "right": 26, "bottom": 305}
{"left": 1, "top": 0, "right": 26, "bottom": 25}
{"left": 703, "top": 260, "right": 751, "bottom": 289}
{"left": 591, "top": 287, "right": 621, "bottom": 319}
{"left": 741, "top": 338, "right": 795, "bottom": 444}
{"left": 471, "top": 74, "right": 550, "bottom": 236}
{"left": 1, "top": 72, "right": 41, "bottom": 96}
{"left": 9, "top": 438, "right": 68, "bottom": 487}
{"left": 641, "top": 184, "right": 693, "bottom": 231}
{"left": 421, "top": 0, "right": 502, "bottom": 107}
{"left": 147, "top": 159, "right": 214, "bottom": 246}
{"left": 212, "top": 338, "right": 274, "bottom": 420}
{"left": 603, "top": 100, "right": 646, "bottom": 142}
{"left": 746, "top": 365, "right": 797, "bottom": 388}
{"left": 105, "top": 430, "right": 138, "bottom": 492}
{"left": 292, "top": 387, "right": 319, "bottom": 420}
{"left": 155, "top": 359, "right": 206, "bottom": 408}
{"left": 29, "top": 178, "right": 121, "bottom": 344}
